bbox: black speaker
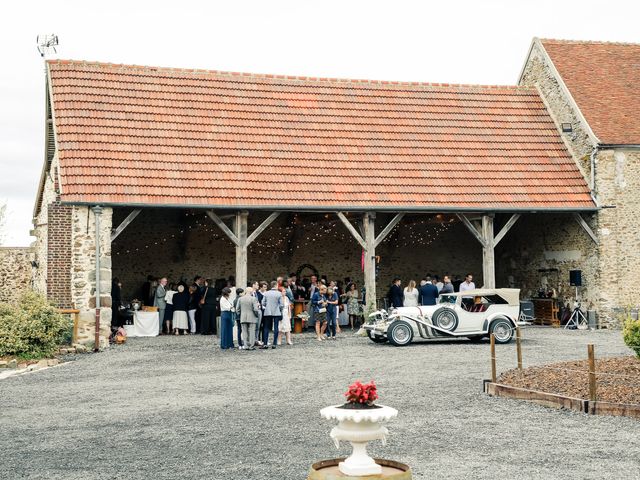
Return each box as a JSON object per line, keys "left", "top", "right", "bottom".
{"left": 569, "top": 270, "right": 582, "bottom": 287}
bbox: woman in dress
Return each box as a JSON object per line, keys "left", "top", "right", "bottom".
{"left": 219, "top": 287, "right": 235, "bottom": 349}
{"left": 311, "top": 285, "right": 328, "bottom": 341}
{"left": 172, "top": 284, "right": 190, "bottom": 335}
{"left": 403, "top": 279, "right": 419, "bottom": 307}
{"left": 344, "top": 282, "right": 360, "bottom": 329}
{"left": 278, "top": 286, "right": 293, "bottom": 345}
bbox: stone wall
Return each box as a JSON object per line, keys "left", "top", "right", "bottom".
{"left": 520, "top": 40, "right": 596, "bottom": 173}
{"left": 593, "top": 149, "right": 640, "bottom": 322}
{"left": 0, "top": 247, "right": 35, "bottom": 304}
{"left": 496, "top": 213, "right": 599, "bottom": 316}
{"left": 112, "top": 209, "right": 482, "bottom": 303}
{"left": 71, "top": 205, "right": 112, "bottom": 348}
{"left": 520, "top": 40, "right": 640, "bottom": 326}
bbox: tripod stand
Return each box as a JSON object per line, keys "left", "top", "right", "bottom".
{"left": 564, "top": 286, "right": 588, "bottom": 329}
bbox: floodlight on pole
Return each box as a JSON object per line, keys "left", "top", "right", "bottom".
{"left": 37, "top": 34, "right": 58, "bottom": 57}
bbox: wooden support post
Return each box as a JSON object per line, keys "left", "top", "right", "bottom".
{"left": 588, "top": 343, "right": 597, "bottom": 402}
{"left": 490, "top": 333, "right": 497, "bottom": 383}
{"left": 482, "top": 214, "right": 495, "bottom": 289}
{"left": 458, "top": 213, "right": 520, "bottom": 289}
{"left": 337, "top": 211, "right": 404, "bottom": 313}
{"left": 234, "top": 211, "right": 249, "bottom": 290}
{"left": 363, "top": 212, "right": 377, "bottom": 314}
{"left": 516, "top": 327, "right": 522, "bottom": 370}
{"left": 207, "top": 211, "right": 280, "bottom": 290}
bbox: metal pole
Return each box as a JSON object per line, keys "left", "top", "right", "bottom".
{"left": 516, "top": 327, "right": 523, "bottom": 370}
{"left": 588, "top": 344, "right": 597, "bottom": 403}
{"left": 490, "top": 333, "right": 497, "bottom": 383}
{"left": 92, "top": 206, "right": 102, "bottom": 352}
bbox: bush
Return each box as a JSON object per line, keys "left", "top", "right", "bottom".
{"left": 0, "top": 292, "right": 70, "bottom": 359}
{"left": 623, "top": 317, "right": 640, "bottom": 359}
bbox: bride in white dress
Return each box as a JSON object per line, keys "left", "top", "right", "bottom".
{"left": 278, "top": 289, "right": 293, "bottom": 345}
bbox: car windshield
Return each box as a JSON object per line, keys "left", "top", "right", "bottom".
{"left": 439, "top": 295, "right": 457, "bottom": 304}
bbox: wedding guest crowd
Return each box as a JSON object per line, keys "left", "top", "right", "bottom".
{"left": 115, "top": 269, "right": 473, "bottom": 350}
{"left": 386, "top": 272, "right": 474, "bottom": 308}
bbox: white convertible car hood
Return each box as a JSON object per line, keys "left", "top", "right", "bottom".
{"left": 393, "top": 305, "right": 441, "bottom": 317}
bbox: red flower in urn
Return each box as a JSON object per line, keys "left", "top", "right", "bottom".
{"left": 343, "top": 380, "right": 378, "bottom": 408}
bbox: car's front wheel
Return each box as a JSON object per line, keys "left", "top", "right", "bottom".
{"left": 387, "top": 320, "right": 414, "bottom": 346}
{"left": 366, "top": 329, "right": 388, "bottom": 343}
{"left": 490, "top": 318, "right": 514, "bottom": 344}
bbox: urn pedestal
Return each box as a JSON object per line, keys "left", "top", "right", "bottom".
{"left": 320, "top": 405, "right": 398, "bottom": 476}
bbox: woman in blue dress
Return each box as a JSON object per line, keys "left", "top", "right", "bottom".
{"left": 219, "top": 287, "right": 235, "bottom": 349}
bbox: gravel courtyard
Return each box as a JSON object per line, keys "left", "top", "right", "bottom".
{"left": 1, "top": 328, "right": 638, "bottom": 480}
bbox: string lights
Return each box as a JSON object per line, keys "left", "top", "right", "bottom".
{"left": 113, "top": 211, "right": 457, "bottom": 256}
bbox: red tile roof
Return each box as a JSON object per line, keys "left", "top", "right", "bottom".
{"left": 47, "top": 60, "right": 595, "bottom": 210}
{"left": 541, "top": 39, "right": 640, "bottom": 145}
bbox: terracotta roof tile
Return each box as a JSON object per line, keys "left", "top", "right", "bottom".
{"left": 541, "top": 39, "right": 640, "bottom": 145}
{"left": 48, "top": 60, "right": 595, "bottom": 210}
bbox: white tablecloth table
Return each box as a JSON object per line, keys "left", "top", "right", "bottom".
{"left": 132, "top": 311, "right": 159, "bottom": 337}
{"left": 123, "top": 324, "right": 137, "bottom": 337}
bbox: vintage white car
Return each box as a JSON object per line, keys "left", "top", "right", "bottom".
{"left": 364, "top": 288, "right": 523, "bottom": 346}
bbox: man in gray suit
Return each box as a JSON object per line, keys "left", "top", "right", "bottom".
{"left": 153, "top": 277, "right": 168, "bottom": 334}
{"left": 261, "top": 280, "right": 283, "bottom": 349}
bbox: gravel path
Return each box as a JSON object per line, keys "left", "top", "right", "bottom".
{"left": 0, "top": 328, "right": 638, "bottom": 480}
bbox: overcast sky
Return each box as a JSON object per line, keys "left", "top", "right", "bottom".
{"left": 0, "top": 0, "right": 637, "bottom": 246}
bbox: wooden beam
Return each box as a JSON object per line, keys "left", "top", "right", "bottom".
{"left": 374, "top": 213, "right": 405, "bottom": 248}
{"left": 235, "top": 211, "right": 249, "bottom": 289}
{"left": 110, "top": 209, "right": 141, "bottom": 242}
{"left": 336, "top": 212, "right": 367, "bottom": 250}
{"left": 482, "top": 215, "right": 496, "bottom": 288}
{"left": 457, "top": 213, "right": 487, "bottom": 247}
{"left": 206, "top": 210, "right": 240, "bottom": 246}
{"left": 246, "top": 212, "right": 280, "bottom": 247}
{"left": 573, "top": 213, "right": 599, "bottom": 245}
{"left": 363, "top": 212, "right": 377, "bottom": 313}
{"left": 494, "top": 213, "right": 521, "bottom": 247}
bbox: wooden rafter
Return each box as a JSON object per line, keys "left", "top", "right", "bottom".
{"left": 110, "top": 209, "right": 141, "bottom": 242}
{"left": 573, "top": 213, "right": 599, "bottom": 245}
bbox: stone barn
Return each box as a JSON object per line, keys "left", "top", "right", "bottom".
{"left": 30, "top": 37, "right": 638, "bottom": 346}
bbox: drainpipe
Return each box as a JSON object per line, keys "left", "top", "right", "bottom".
{"left": 589, "top": 146, "right": 597, "bottom": 194}
{"left": 92, "top": 205, "right": 102, "bottom": 352}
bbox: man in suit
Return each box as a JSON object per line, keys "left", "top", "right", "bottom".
{"left": 261, "top": 280, "right": 283, "bottom": 349}
{"left": 387, "top": 278, "right": 404, "bottom": 309}
{"left": 153, "top": 277, "right": 168, "bottom": 334}
{"left": 419, "top": 279, "right": 439, "bottom": 306}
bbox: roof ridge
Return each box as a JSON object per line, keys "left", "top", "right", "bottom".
{"left": 538, "top": 37, "right": 640, "bottom": 47}
{"left": 47, "top": 59, "right": 529, "bottom": 91}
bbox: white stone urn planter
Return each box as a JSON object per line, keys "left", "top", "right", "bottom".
{"left": 320, "top": 404, "right": 398, "bottom": 476}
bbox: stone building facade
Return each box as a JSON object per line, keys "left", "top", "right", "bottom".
{"left": 33, "top": 38, "right": 640, "bottom": 346}
{"left": 519, "top": 38, "right": 640, "bottom": 325}
{"left": 32, "top": 150, "right": 113, "bottom": 348}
